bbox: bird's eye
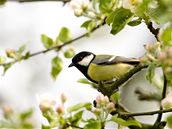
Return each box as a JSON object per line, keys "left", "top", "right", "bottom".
{"left": 79, "top": 57, "right": 82, "bottom": 60}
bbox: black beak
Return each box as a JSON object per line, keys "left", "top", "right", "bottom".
{"left": 68, "top": 62, "right": 75, "bottom": 67}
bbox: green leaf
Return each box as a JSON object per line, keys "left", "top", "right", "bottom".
{"left": 99, "top": 0, "right": 115, "bottom": 13}
{"left": 112, "top": 115, "right": 142, "bottom": 127}
{"left": 0, "top": 0, "right": 6, "bottom": 5}
{"left": 165, "top": 67, "right": 172, "bottom": 86}
{"left": 81, "top": 20, "right": 96, "bottom": 32}
{"left": 111, "top": 92, "right": 120, "bottom": 102}
{"left": 20, "top": 109, "right": 33, "bottom": 121}
{"left": 160, "top": 24, "right": 172, "bottom": 46}
{"left": 41, "top": 124, "right": 51, "bottom": 129}
{"left": 64, "top": 48, "right": 75, "bottom": 58}
{"left": 134, "top": 0, "right": 151, "bottom": 19}
{"left": 167, "top": 114, "right": 172, "bottom": 128}
{"left": 68, "top": 111, "right": 83, "bottom": 126}
{"left": 51, "top": 56, "right": 63, "bottom": 80}
{"left": 109, "top": 8, "right": 133, "bottom": 35}
{"left": 106, "top": 11, "right": 116, "bottom": 25}
{"left": 57, "top": 27, "right": 72, "bottom": 43}
{"left": 128, "top": 18, "right": 142, "bottom": 26}
{"left": 77, "top": 78, "right": 92, "bottom": 84}
{"left": 0, "top": 56, "right": 6, "bottom": 64}
{"left": 21, "top": 122, "right": 34, "bottom": 129}
{"left": 41, "top": 34, "right": 54, "bottom": 49}
{"left": 84, "top": 121, "right": 101, "bottom": 129}
{"left": 17, "top": 45, "right": 26, "bottom": 54}
{"left": 77, "top": 78, "right": 97, "bottom": 89}
{"left": 3, "top": 63, "right": 13, "bottom": 75}
{"left": 67, "top": 102, "right": 92, "bottom": 113}
{"left": 146, "top": 63, "right": 156, "bottom": 83}
{"left": 24, "top": 52, "right": 30, "bottom": 60}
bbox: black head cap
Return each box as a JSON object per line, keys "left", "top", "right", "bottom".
{"left": 68, "top": 51, "right": 95, "bottom": 67}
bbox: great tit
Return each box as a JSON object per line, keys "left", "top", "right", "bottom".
{"left": 68, "top": 51, "right": 140, "bottom": 84}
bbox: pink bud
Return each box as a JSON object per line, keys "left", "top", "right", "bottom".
{"left": 106, "top": 102, "right": 115, "bottom": 112}
{"left": 56, "top": 105, "right": 65, "bottom": 114}
{"left": 96, "top": 94, "right": 105, "bottom": 105}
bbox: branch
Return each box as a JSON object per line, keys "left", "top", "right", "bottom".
{"left": 0, "top": 23, "right": 105, "bottom": 67}
{"left": 12, "top": 0, "right": 70, "bottom": 3}
{"left": 98, "top": 64, "right": 147, "bottom": 97}
{"left": 155, "top": 71, "right": 167, "bottom": 123}
{"left": 145, "top": 22, "right": 159, "bottom": 41}
{"left": 119, "top": 107, "right": 172, "bottom": 117}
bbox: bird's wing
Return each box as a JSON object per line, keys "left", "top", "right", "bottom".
{"left": 92, "top": 55, "right": 140, "bottom": 65}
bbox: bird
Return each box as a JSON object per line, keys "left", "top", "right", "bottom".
{"left": 68, "top": 51, "right": 140, "bottom": 84}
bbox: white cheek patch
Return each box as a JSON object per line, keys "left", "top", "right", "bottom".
{"left": 78, "top": 54, "right": 94, "bottom": 66}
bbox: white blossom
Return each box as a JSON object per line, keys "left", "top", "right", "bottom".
{"left": 122, "top": 0, "right": 142, "bottom": 13}
{"left": 69, "top": 0, "right": 89, "bottom": 16}
{"left": 161, "top": 93, "right": 172, "bottom": 109}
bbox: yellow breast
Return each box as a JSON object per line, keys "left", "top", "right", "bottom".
{"left": 88, "top": 63, "right": 134, "bottom": 82}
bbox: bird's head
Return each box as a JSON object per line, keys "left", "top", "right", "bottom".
{"left": 68, "top": 51, "right": 95, "bottom": 68}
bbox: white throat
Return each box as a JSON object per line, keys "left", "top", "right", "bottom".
{"left": 78, "top": 54, "right": 94, "bottom": 66}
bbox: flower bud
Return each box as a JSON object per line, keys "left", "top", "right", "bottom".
{"left": 61, "top": 93, "right": 67, "bottom": 103}
{"left": 5, "top": 49, "right": 16, "bottom": 58}
{"left": 106, "top": 102, "right": 115, "bottom": 112}
{"left": 2, "top": 105, "right": 13, "bottom": 119}
{"left": 87, "top": 12, "right": 96, "bottom": 18}
{"left": 158, "top": 52, "right": 167, "bottom": 61}
{"left": 161, "top": 93, "right": 172, "bottom": 109}
{"left": 74, "top": 9, "right": 83, "bottom": 17}
{"left": 81, "top": 0, "right": 89, "bottom": 10}
{"left": 69, "top": 0, "right": 81, "bottom": 10}
{"left": 92, "top": 108, "right": 101, "bottom": 115}
{"left": 96, "top": 94, "right": 105, "bottom": 106}
{"left": 37, "top": 93, "right": 56, "bottom": 112}
{"left": 56, "top": 105, "right": 65, "bottom": 114}
{"left": 104, "top": 96, "right": 109, "bottom": 104}
{"left": 139, "top": 57, "right": 147, "bottom": 64}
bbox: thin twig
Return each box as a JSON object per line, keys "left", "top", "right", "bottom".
{"left": 0, "top": 22, "right": 105, "bottom": 67}
{"left": 155, "top": 70, "right": 167, "bottom": 123}
{"left": 17, "top": 0, "right": 70, "bottom": 3}
{"left": 120, "top": 107, "right": 172, "bottom": 117}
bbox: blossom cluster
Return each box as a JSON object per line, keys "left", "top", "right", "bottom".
{"left": 69, "top": 0, "right": 90, "bottom": 16}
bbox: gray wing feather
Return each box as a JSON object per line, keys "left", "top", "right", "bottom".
{"left": 92, "top": 55, "right": 140, "bottom": 65}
